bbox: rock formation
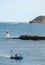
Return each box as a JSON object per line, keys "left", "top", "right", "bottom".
{"left": 29, "top": 16, "right": 45, "bottom": 23}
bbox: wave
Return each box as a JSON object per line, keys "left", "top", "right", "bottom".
{"left": 0, "top": 54, "right": 10, "bottom": 58}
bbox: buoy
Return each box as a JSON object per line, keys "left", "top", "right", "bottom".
{"left": 6, "top": 29, "right": 10, "bottom": 38}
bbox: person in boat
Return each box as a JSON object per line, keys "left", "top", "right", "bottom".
{"left": 15, "top": 54, "right": 18, "bottom": 57}
{"left": 10, "top": 50, "right": 23, "bottom": 59}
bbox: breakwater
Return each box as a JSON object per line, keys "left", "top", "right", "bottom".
{"left": 3, "top": 35, "right": 45, "bottom": 40}
{"left": 19, "top": 35, "right": 45, "bottom": 40}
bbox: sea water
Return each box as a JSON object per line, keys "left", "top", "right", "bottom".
{"left": 0, "top": 23, "right": 45, "bottom": 65}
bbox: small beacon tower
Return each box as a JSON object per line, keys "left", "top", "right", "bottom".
{"left": 6, "top": 29, "right": 10, "bottom": 38}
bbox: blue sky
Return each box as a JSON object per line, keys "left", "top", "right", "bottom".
{"left": 0, "top": 0, "right": 45, "bottom": 22}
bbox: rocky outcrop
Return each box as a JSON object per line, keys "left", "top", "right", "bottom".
{"left": 29, "top": 16, "right": 45, "bottom": 23}
{"left": 19, "top": 35, "right": 45, "bottom": 40}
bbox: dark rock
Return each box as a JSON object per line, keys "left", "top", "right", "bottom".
{"left": 19, "top": 35, "right": 45, "bottom": 40}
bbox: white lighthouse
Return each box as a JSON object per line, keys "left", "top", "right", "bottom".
{"left": 6, "top": 29, "right": 10, "bottom": 38}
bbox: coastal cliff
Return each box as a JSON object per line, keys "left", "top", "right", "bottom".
{"left": 29, "top": 16, "right": 45, "bottom": 23}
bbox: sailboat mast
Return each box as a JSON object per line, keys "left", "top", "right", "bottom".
{"left": 10, "top": 50, "right": 12, "bottom": 57}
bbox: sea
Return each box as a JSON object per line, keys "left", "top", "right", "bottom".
{"left": 0, "top": 22, "right": 45, "bottom": 65}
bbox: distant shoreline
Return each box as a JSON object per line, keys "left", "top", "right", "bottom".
{"left": 29, "top": 16, "right": 45, "bottom": 23}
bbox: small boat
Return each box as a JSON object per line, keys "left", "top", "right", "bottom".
{"left": 10, "top": 50, "right": 23, "bottom": 60}
{"left": 10, "top": 54, "right": 23, "bottom": 60}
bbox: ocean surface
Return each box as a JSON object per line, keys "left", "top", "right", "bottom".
{"left": 0, "top": 23, "right": 45, "bottom": 65}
